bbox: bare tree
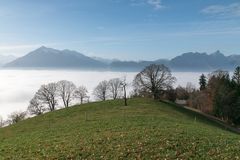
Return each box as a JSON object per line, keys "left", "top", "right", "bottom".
{"left": 93, "top": 80, "right": 109, "bottom": 101}
{"left": 188, "top": 91, "right": 210, "bottom": 113}
{"left": 57, "top": 80, "right": 76, "bottom": 108}
{"left": 35, "top": 82, "right": 58, "bottom": 111}
{"left": 185, "top": 82, "right": 196, "bottom": 93}
{"left": 27, "top": 95, "right": 46, "bottom": 116}
{"left": 108, "top": 78, "right": 122, "bottom": 100}
{"left": 74, "top": 85, "right": 88, "bottom": 104}
{"left": 8, "top": 111, "right": 26, "bottom": 124}
{"left": 134, "top": 64, "right": 176, "bottom": 99}
{"left": 176, "top": 85, "right": 189, "bottom": 100}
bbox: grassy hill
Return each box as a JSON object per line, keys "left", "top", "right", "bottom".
{"left": 0, "top": 98, "right": 239, "bottom": 159}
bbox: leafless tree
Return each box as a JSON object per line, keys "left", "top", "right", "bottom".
{"left": 108, "top": 78, "right": 122, "bottom": 100}
{"left": 185, "top": 82, "right": 196, "bottom": 93}
{"left": 176, "top": 85, "right": 189, "bottom": 100}
{"left": 134, "top": 64, "right": 176, "bottom": 99}
{"left": 188, "top": 91, "right": 210, "bottom": 113}
{"left": 35, "top": 82, "right": 58, "bottom": 111}
{"left": 74, "top": 85, "right": 88, "bottom": 104}
{"left": 93, "top": 80, "right": 109, "bottom": 101}
{"left": 8, "top": 111, "right": 26, "bottom": 124}
{"left": 57, "top": 80, "right": 76, "bottom": 108}
{"left": 27, "top": 95, "right": 46, "bottom": 115}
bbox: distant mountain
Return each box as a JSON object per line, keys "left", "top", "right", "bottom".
{"left": 154, "top": 59, "right": 170, "bottom": 65}
{"left": 169, "top": 51, "right": 233, "bottom": 71}
{"left": 91, "top": 56, "right": 118, "bottom": 64}
{"left": 0, "top": 55, "right": 17, "bottom": 66}
{"left": 110, "top": 51, "right": 239, "bottom": 71}
{"left": 110, "top": 59, "right": 169, "bottom": 71}
{"left": 4, "top": 47, "right": 240, "bottom": 71}
{"left": 5, "top": 46, "right": 107, "bottom": 69}
{"left": 228, "top": 54, "right": 240, "bottom": 66}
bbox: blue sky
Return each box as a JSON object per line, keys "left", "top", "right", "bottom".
{"left": 0, "top": 0, "right": 240, "bottom": 60}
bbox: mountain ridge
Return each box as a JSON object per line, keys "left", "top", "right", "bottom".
{"left": 4, "top": 46, "right": 107, "bottom": 69}
{"left": 4, "top": 46, "right": 240, "bottom": 71}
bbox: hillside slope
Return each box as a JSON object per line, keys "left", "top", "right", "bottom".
{"left": 0, "top": 98, "right": 239, "bottom": 159}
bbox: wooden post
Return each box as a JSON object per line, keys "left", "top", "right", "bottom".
{"left": 120, "top": 79, "right": 128, "bottom": 106}
{"left": 123, "top": 83, "right": 127, "bottom": 106}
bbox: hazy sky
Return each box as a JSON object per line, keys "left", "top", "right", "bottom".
{"left": 0, "top": 0, "right": 240, "bottom": 60}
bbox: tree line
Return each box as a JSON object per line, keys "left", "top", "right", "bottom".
{"left": 0, "top": 77, "right": 127, "bottom": 127}
{"left": 2, "top": 64, "right": 240, "bottom": 127}
{"left": 0, "top": 64, "right": 182, "bottom": 127}
{"left": 189, "top": 67, "right": 240, "bottom": 125}
{"left": 131, "top": 64, "right": 240, "bottom": 126}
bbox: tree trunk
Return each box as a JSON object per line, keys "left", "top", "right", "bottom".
{"left": 153, "top": 92, "right": 158, "bottom": 100}
{"left": 81, "top": 97, "right": 83, "bottom": 104}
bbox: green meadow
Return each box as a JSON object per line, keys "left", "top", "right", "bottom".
{"left": 0, "top": 98, "right": 239, "bottom": 159}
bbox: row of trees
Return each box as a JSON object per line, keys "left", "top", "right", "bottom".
{"left": 27, "top": 80, "right": 89, "bottom": 116}
{"left": 93, "top": 78, "right": 128, "bottom": 105}
{"left": 0, "top": 64, "right": 177, "bottom": 126}
{"left": 24, "top": 64, "right": 176, "bottom": 123}
{"left": 5, "top": 63, "right": 239, "bottom": 126}
{"left": 173, "top": 67, "right": 240, "bottom": 125}
{"left": 0, "top": 64, "right": 183, "bottom": 127}
{"left": 1, "top": 77, "right": 128, "bottom": 126}
{"left": 0, "top": 64, "right": 176, "bottom": 127}
{"left": 28, "top": 78, "right": 127, "bottom": 116}
{"left": 0, "top": 81, "right": 89, "bottom": 126}
{"left": 94, "top": 78, "right": 122, "bottom": 101}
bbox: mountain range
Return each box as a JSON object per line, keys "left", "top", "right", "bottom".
{"left": 111, "top": 51, "right": 240, "bottom": 71}
{"left": 3, "top": 46, "right": 240, "bottom": 71}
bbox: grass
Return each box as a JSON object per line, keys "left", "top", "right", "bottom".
{"left": 0, "top": 98, "right": 240, "bottom": 159}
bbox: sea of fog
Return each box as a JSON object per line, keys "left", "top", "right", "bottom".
{"left": 0, "top": 69, "right": 207, "bottom": 119}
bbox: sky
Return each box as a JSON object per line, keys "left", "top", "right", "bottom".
{"left": 0, "top": 0, "right": 240, "bottom": 60}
